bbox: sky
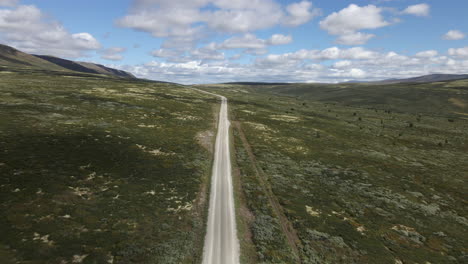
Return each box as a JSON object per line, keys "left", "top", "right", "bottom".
{"left": 0, "top": 0, "right": 467, "bottom": 84}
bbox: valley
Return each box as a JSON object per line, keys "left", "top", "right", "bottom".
{"left": 0, "top": 45, "right": 467, "bottom": 264}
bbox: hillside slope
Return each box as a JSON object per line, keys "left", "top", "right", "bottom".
{"left": 0, "top": 43, "right": 135, "bottom": 78}
{"left": 77, "top": 61, "right": 135, "bottom": 78}
{"left": 376, "top": 74, "right": 468, "bottom": 84}
{"left": 34, "top": 55, "right": 135, "bottom": 78}
{"left": 208, "top": 79, "right": 468, "bottom": 117}
{"left": 0, "top": 44, "right": 68, "bottom": 72}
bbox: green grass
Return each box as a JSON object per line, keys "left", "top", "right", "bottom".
{"left": 0, "top": 70, "right": 217, "bottom": 263}
{"left": 2, "top": 67, "right": 467, "bottom": 263}
{"left": 199, "top": 82, "right": 468, "bottom": 264}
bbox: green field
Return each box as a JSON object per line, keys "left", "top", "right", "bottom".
{"left": 198, "top": 82, "right": 468, "bottom": 264}
{"left": 1, "top": 65, "right": 467, "bottom": 264}
{"left": 0, "top": 68, "right": 218, "bottom": 263}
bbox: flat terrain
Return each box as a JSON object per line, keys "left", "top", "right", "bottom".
{"left": 198, "top": 81, "right": 468, "bottom": 263}
{"left": 0, "top": 68, "right": 217, "bottom": 263}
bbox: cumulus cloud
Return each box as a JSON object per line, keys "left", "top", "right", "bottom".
{"left": 443, "top": 30, "right": 465, "bottom": 40}
{"left": 283, "top": 1, "right": 321, "bottom": 27}
{"left": 0, "top": 5, "right": 100, "bottom": 58}
{"left": 0, "top": 0, "right": 18, "bottom": 7}
{"left": 255, "top": 47, "right": 379, "bottom": 67}
{"left": 217, "top": 33, "right": 292, "bottom": 50}
{"left": 415, "top": 50, "right": 438, "bottom": 58}
{"left": 152, "top": 44, "right": 225, "bottom": 62}
{"left": 333, "top": 60, "right": 352, "bottom": 68}
{"left": 152, "top": 33, "right": 292, "bottom": 62}
{"left": 117, "top": 0, "right": 317, "bottom": 46}
{"left": 330, "top": 68, "right": 366, "bottom": 79}
{"left": 100, "top": 47, "right": 126, "bottom": 61}
{"left": 336, "top": 32, "right": 375, "bottom": 45}
{"left": 448, "top": 47, "right": 468, "bottom": 59}
{"left": 268, "top": 34, "right": 293, "bottom": 45}
{"left": 116, "top": 46, "right": 468, "bottom": 84}
{"left": 219, "top": 34, "right": 268, "bottom": 50}
{"left": 402, "top": 3, "right": 430, "bottom": 17}
{"left": 152, "top": 48, "right": 182, "bottom": 59}
{"left": 191, "top": 47, "right": 225, "bottom": 61}
{"left": 207, "top": 1, "right": 283, "bottom": 33}
{"left": 319, "top": 4, "right": 389, "bottom": 45}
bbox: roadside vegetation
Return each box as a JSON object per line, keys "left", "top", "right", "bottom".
{"left": 0, "top": 68, "right": 217, "bottom": 264}
{"left": 199, "top": 81, "right": 468, "bottom": 264}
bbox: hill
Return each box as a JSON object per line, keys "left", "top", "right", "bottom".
{"left": 0, "top": 43, "right": 135, "bottom": 78}
{"left": 0, "top": 44, "right": 68, "bottom": 72}
{"left": 35, "top": 55, "right": 135, "bottom": 78}
{"left": 76, "top": 61, "right": 135, "bottom": 78}
{"left": 207, "top": 79, "right": 468, "bottom": 117}
{"left": 375, "top": 74, "right": 468, "bottom": 84}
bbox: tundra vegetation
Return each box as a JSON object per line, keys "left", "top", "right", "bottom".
{"left": 198, "top": 81, "right": 468, "bottom": 264}
{"left": 0, "top": 67, "right": 218, "bottom": 263}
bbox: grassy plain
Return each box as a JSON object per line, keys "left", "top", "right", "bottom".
{"left": 0, "top": 68, "right": 218, "bottom": 263}
{"left": 199, "top": 81, "right": 468, "bottom": 264}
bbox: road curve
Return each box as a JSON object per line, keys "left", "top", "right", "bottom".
{"left": 195, "top": 89, "right": 240, "bottom": 264}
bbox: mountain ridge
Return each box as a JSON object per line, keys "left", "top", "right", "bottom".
{"left": 373, "top": 73, "right": 468, "bottom": 84}
{"left": 0, "top": 44, "right": 135, "bottom": 79}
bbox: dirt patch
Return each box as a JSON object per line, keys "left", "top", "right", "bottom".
{"left": 196, "top": 130, "right": 214, "bottom": 153}
{"left": 195, "top": 103, "right": 219, "bottom": 154}
{"left": 449, "top": 98, "right": 466, "bottom": 108}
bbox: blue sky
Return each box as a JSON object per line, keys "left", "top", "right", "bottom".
{"left": 0, "top": 0, "right": 467, "bottom": 83}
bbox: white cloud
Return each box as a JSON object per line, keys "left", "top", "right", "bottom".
{"left": 283, "top": 1, "right": 321, "bottom": 27}
{"left": 100, "top": 47, "right": 126, "bottom": 61}
{"left": 319, "top": 4, "right": 389, "bottom": 45}
{"left": 172, "top": 33, "right": 293, "bottom": 59}
{"left": 219, "top": 34, "right": 267, "bottom": 49}
{"left": 207, "top": 2, "right": 283, "bottom": 33}
{"left": 320, "top": 4, "right": 389, "bottom": 35}
{"left": 268, "top": 34, "right": 293, "bottom": 45}
{"left": 333, "top": 60, "right": 352, "bottom": 68}
{"left": 0, "top": 5, "right": 100, "bottom": 58}
{"left": 152, "top": 48, "right": 182, "bottom": 59}
{"left": 316, "top": 47, "right": 378, "bottom": 60}
{"left": 116, "top": 7, "right": 204, "bottom": 38}
{"left": 330, "top": 68, "right": 366, "bottom": 79}
{"left": 215, "top": 33, "right": 292, "bottom": 50}
{"left": 117, "top": 0, "right": 318, "bottom": 48}
{"left": 448, "top": 47, "right": 468, "bottom": 59}
{"left": 443, "top": 30, "right": 465, "bottom": 40}
{"left": 191, "top": 47, "right": 225, "bottom": 61}
{"left": 336, "top": 32, "right": 375, "bottom": 45}
{"left": 402, "top": 3, "right": 430, "bottom": 17}
{"left": 152, "top": 45, "right": 225, "bottom": 62}
{"left": 151, "top": 33, "right": 291, "bottom": 61}
{"left": 0, "top": 0, "right": 18, "bottom": 7}
{"left": 72, "top": 33, "right": 101, "bottom": 50}
{"left": 118, "top": 46, "right": 468, "bottom": 84}
{"left": 415, "top": 50, "right": 438, "bottom": 58}
{"left": 255, "top": 47, "right": 379, "bottom": 67}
